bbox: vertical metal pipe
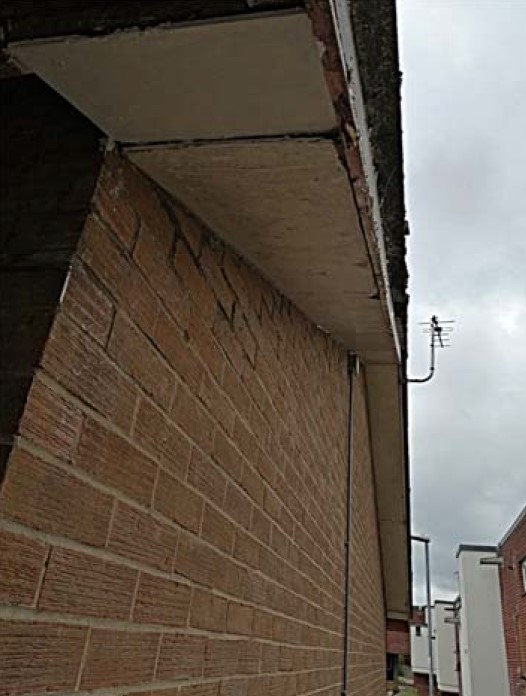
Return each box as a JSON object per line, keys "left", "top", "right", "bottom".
{"left": 424, "top": 539, "right": 435, "bottom": 696}
{"left": 341, "top": 353, "right": 356, "bottom": 696}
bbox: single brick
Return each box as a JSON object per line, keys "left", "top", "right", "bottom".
{"left": 237, "top": 640, "right": 261, "bottom": 675}
{"left": 201, "top": 504, "right": 235, "bottom": 555}
{"left": 188, "top": 307, "right": 225, "bottom": 383}
{"left": 189, "top": 589, "right": 228, "bottom": 633}
{"left": 60, "top": 259, "right": 114, "bottom": 345}
{"left": 233, "top": 531, "right": 260, "bottom": 570}
{"left": 200, "top": 371, "right": 235, "bottom": 436}
{"left": 187, "top": 449, "right": 227, "bottom": 508}
{"left": 0, "top": 621, "right": 87, "bottom": 695}
{"left": 213, "top": 430, "right": 243, "bottom": 484}
{"left": 154, "top": 469, "right": 204, "bottom": 534}
{"left": 76, "top": 416, "right": 157, "bottom": 506}
{"left": 156, "top": 633, "right": 206, "bottom": 680}
{"left": 0, "top": 528, "right": 48, "bottom": 607}
{"left": 270, "top": 524, "right": 289, "bottom": 559}
{"left": 0, "top": 447, "right": 113, "bottom": 548}
{"left": 108, "top": 502, "right": 178, "bottom": 573}
{"left": 171, "top": 386, "right": 215, "bottom": 454}
{"left": 133, "top": 573, "right": 191, "bottom": 627}
{"left": 255, "top": 450, "right": 276, "bottom": 488}
{"left": 233, "top": 417, "right": 259, "bottom": 468}
{"left": 263, "top": 486, "right": 282, "bottom": 523}
{"left": 227, "top": 602, "right": 254, "bottom": 636}
{"left": 252, "top": 609, "right": 274, "bottom": 640}
{"left": 241, "top": 464, "right": 264, "bottom": 507}
{"left": 134, "top": 397, "right": 191, "bottom": 478}
{"left": 18, "top": 374, "right": 83, "bottom": 461}
{"left": 250, "top": 507, "right": 271, "bottom": 545}
{"left": 224, "top": 483, "right": 252, "bottom": 530}
{"left": 174, "top": 533, "right": 219, "bottom": 589}
{"left": 80, "top": 628, "right": 159, "bottom": 689}
{"left": 249, "top": 407, "right": 271, "bottom": 453}
{"left": 261, "top": 643, "right": 280, "bottom": 672}
{"left": 154, "top": 307, "right": 203, "bottom": 391}
{"left": 205, "top": 639, "right": 240, "bottom": 678}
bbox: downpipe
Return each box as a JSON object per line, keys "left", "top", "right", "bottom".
{"left": 341, "top": 353, "right": 357, "bottom": 696}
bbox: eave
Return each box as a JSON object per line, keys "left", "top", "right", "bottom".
{"left": 6, "top": 0, "right": 410, "bottom": 621}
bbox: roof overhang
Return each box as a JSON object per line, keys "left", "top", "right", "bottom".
{"left": 7, "top": 1, "right": 410, "bottom": 620}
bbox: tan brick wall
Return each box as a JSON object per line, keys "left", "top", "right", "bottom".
{"left": 0, "top": 153, "right": 386, "bottom": 696}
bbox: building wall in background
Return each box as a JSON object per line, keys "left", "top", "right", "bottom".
{"left": 0, "top": 152, "right": 387, "bottom": 696}
{"left": 410, "top": 606, "right": 436, "bottom": 677}
{"left": 457, "top": 548, "right": 510, "bottom": 696}
{"left": 434, "top": 602, "right": 459, "bottom": 694}
{"left": 410, "top": 603, "right": 459, "bottom": 695}
{"left": 499, "top": 508, "right": 526, "bottom": 696}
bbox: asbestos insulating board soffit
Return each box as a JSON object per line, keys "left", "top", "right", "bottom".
{"left": 9, "top": 11, "right": 337, "bottom": 144}
{"left": 128, "top": 139, "right": 397, "bottom": 363}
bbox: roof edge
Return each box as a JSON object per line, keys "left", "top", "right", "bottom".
{"left": 456, "top": 544, "right": 497, "bottom": 558}
{"left": 499, "top": 503, "right": 526, "bottom": 548}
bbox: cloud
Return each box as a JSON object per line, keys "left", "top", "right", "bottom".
{"left": 397, "top": 0, "right": 526, "bottom": 605}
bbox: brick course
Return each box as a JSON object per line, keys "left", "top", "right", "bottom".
{"left": 0, "top": 152, "right": 388, "bottom": 695}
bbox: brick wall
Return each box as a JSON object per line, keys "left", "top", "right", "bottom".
{"left": 500, "top": 513, "right": 526, "bottom": 696}
{"left": 386, "top": 619, "right": 410, "bottom": 656}
{"left": 0, "top": 151, "right": 387, "bottom": 695}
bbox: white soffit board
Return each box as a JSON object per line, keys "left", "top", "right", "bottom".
{"left": 9, "top": 12, "right": 337, "bottom": 143}
{"left": 129, "top": 139, "right": 395, "bottom": 359}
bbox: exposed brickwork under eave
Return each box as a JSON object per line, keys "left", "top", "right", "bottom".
{"left": 1, "top": 146, "right": 389, "bottom": 695}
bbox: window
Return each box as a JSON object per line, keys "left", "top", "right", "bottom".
{"left": 521, "top": 557, "right": 526, "bottom": 592}
{"left": 416, "top": 626, "right": 422, "bottom": 637}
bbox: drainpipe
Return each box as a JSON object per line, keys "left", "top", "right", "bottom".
{"left": 341, "top": 353, "right": 357, "bottom": 696}
{"left": 412, "top": 535, "right": 434, "bottom": 696}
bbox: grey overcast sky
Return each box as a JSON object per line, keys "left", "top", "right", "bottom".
{"left": 396, "top": 0, "right": 526, "bottom": 604}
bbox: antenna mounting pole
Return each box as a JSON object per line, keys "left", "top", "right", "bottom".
{"left": 407, "top": 315, "right": 454, "bottom": 384}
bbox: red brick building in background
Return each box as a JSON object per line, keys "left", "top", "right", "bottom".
{"left": 500, "top": 505, "right": 526, "bottom": 696}
{"left": 0, "top": 2, "right": 410, "bottom": 695}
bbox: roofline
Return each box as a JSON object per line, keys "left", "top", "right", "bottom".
{"left": 456, "top": 544, "right": 497, "bottom": 558}
{"left": 499, "top": 503, "right": 526, "bottom": 548}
